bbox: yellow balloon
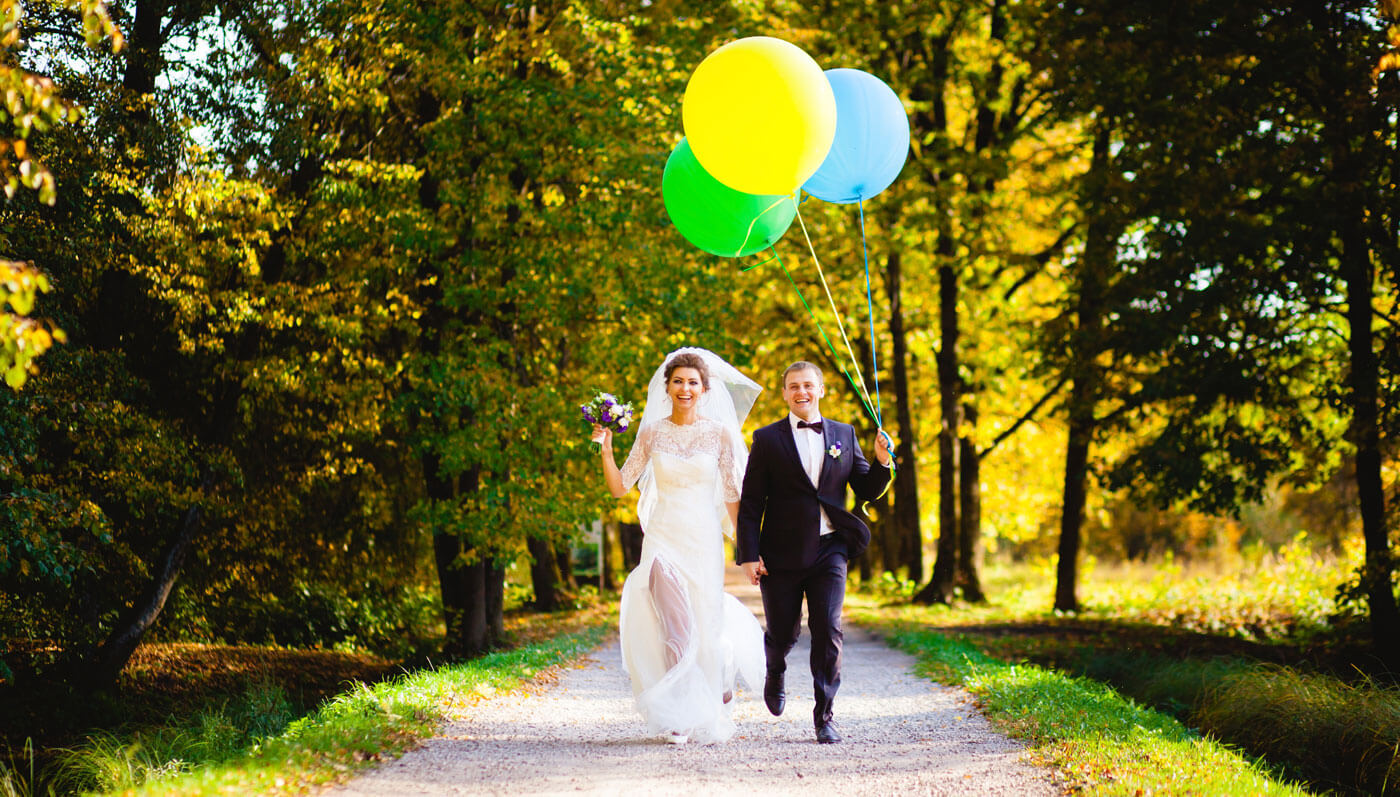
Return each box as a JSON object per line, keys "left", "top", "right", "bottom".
{"left": 682, "top": 37, "right": 836, "bottom": 196}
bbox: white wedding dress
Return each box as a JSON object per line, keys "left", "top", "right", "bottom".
{"left": 617, "top": 417, "right": 765, "bottom": 743}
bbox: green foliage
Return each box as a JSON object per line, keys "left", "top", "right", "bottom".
{"left": 162, "top": 582, "right": 442, "bottom": 658}
{"left": 0, "top": 260, "right": 64, "bottom": 389}
{"left": 853, "top": 570, "right": 919, "bottom": 603}
{"left": 0, "top": 0, "right": 121, "bottom": 389}
{"left": 0, "top": 0, "right": 120, "bottom": 205}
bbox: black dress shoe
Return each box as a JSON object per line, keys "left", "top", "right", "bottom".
{"left": 763, "top": 672, "right": 785, "bottom": 716}
{"left": 816, "top": 722, "right": 841, "bottom": 744}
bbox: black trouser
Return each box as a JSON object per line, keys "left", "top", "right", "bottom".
{"left": 759, "top": 534, "right": 848, "bottom": 727}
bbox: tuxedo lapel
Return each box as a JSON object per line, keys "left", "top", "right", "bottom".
{"left": 816, "top": 422, "right": 838, "bottom": 493}
{"left": 776, "top": 420, "right": 809, "bottom": 485}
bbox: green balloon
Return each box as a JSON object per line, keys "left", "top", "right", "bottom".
{"left": 662, "top": 138, "right": 796, "bottom": 258}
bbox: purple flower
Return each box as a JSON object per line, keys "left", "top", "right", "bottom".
{"left": 582, "top": 390, "right": 633, "bottom": 436}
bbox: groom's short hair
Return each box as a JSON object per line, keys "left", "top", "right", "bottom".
{"left": 782, "top": 361, "right": 823, "bottom": 385}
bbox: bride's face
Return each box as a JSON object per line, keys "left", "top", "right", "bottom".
{"left": 666, "top": 367, "right": 706, "bottom": 411}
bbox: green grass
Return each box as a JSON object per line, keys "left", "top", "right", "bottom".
{"left": 1196, "top": 664, "right": 1400, "bottom": 795}
{"left": 852, "top": 607, "right": 1315, "bottom": 796}
{"left": 850, "top": 535, "right": 1400, "bottom": 795}
{"left": 8, "top": 621, "right": 610, "bottom": 796}
{"left": 0, "top": 740, "right": 37, "bottom": 797}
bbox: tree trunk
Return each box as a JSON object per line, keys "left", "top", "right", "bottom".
{"left": 900, "top": 20, "right": 954, "bottom": 602}
{"left": 88, "top": 492, "right": 202, "bottom": 686}
{"left": 915, "top": 243, "right": 961, "bottom": 605}
{"left": 601, "top": 520, "right": 619, "bottom": 591}
{"left": 528, "top": 536, "right": 564, "bottom": 611}
{"left": 1341, "top": 221, "right": 1400, "bottom": 670}
{"left": 620, "top": 522, "right": 643, "bottom": 571}
{"left": 1054, "top": 386, "right": 1094, "bottom": 613}
{"left": 956, "top": 410, "right": 985, "bottom": 603}
{"left": 557, "top": 541, "right": 578, "bottom": 592}
{"left": 432, "top": 524, "right": 470, "bottom": 656}
{"left": 461, "top": 560, "right": 488, "bottom": 654}
{"left": 122, "top": 0, "right": 169, "bottom": 95}
{"left": 430, "top": 459, "right": 489, "bottom": 657}
{"left": 867, "top": 490, "right": 897, "bottom": 576}
{"left": 485, "top": 561, "right": 505, "bottom": 645}
{"left": 951, "top": 0, "right": 1003, "bottom": 608}
{"left": 1054, "top": 125, "right": 1113, "bottom": 614}
{"left": 885, "top": 250, "right": 923, "bottom": 582}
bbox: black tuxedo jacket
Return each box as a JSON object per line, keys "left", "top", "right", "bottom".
{"left": 735, "top": 417, "right": 891, "bottom": 570}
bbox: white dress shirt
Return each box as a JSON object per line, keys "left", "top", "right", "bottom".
{"left": 789, "top": 413, "right": 836, "bottom": 536}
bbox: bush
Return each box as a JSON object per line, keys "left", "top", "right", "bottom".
{"left": 159, "top": 581, "right": 441, "bottom": 657}
{"left": 854, "top": 571, "right": 918, "bottom": 603}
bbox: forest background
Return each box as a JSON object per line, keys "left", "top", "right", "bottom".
{"left": 3, "top": 0, "right": 1400, "bottom": 788}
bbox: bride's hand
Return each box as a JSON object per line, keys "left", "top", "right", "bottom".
{"left": 591, "top": 424, "right": 612, "bottom": 448}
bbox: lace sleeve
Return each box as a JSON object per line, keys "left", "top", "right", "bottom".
{"left": 618, "top": 424, "right": 652, "bottom": 492}
{"left": 718, "top": 424, "right": 743, "bottom": 504}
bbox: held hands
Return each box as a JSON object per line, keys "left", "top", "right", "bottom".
{"left": 741, "top": 559, "right": 767, "bottom": 586}
{"left": 873, "top": 428, "right": 895, "bottom": 467}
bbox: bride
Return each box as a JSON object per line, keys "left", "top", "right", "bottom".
{"left": 592, "top": 348, "right": 765, "bottom": 744}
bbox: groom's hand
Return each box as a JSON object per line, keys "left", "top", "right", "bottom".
{"left": 874, "top": 428, "right": 895, "bottom": 466}
{"left": 741, "top": 559, "right": 767, "bottom": 585}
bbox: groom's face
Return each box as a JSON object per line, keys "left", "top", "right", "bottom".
{"left": 783, "top": 367, "right": 825, "bottom": 421}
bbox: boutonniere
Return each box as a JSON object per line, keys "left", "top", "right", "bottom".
{"left": 827, "top": 442, "right": 842, "bottom": 459}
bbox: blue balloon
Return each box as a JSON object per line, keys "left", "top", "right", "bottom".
{"left": 802, "top": 69, "right": 910, "bottom": 204}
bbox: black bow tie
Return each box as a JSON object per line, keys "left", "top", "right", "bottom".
{"left": 796, "top": 420, "right": 824, "bottom": 433}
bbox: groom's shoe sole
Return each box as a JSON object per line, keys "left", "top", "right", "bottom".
{"left": 763, "top": 673, "right": 786, "bottom": 716}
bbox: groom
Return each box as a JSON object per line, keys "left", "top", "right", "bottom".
{"left": 736, "top": 361, "right": 893, "bottom": 744}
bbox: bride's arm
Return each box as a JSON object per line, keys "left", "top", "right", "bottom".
{"left": 595, "top": 426, "right": 628, "bottom": 498}
{"left": 726, "top": 501, "right": 739, "bottom": 532}
{"left": 601, "top": 423, "right": 651, "bottom": 498}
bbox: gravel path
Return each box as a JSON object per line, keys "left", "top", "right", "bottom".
{"left": 331, "top": 569, "right": 1062, "bottom": 796}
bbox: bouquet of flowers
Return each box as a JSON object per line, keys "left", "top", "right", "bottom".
{"left": 581, "top": 391, "right": 634, "bottom": 434}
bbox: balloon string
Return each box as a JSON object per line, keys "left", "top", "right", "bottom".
{"left": 742, "top": 253, "right": 779, "bottom": 272}
{"left": 858, "top": 198, "right": 882, "bottom": 428}
{"left": 734, "top": 194, "right": 797, "bottom": 258}
{"left": 770, "top": 248, "right": 878, "bottom": 425}
{"left": 793, "top": 201, "right": 877, "bottom": 421}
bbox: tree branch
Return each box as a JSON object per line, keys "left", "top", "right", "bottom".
{"left": 1001, "top": 222, "right": 1079, "bottom": 302}
{"left": 980, "top": 371, "right": 1070, "bottom": 460}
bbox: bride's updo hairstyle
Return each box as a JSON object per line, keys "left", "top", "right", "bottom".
{"left": 663, "top": 352, "right": 711, "bottom": 390}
